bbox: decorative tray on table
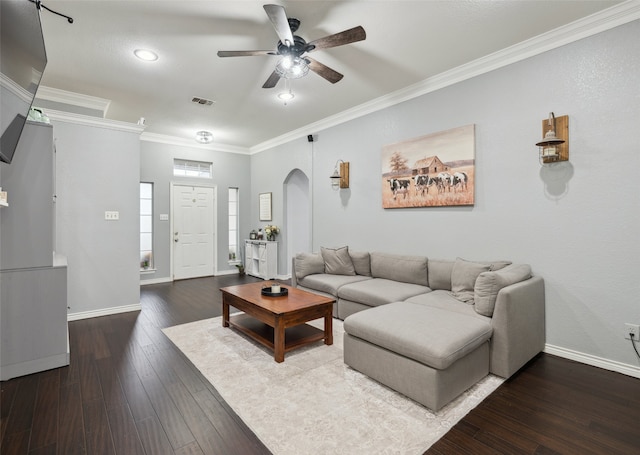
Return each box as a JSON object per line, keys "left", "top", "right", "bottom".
{"left": 261, "top": 287, "right": 288, "bottom": 297}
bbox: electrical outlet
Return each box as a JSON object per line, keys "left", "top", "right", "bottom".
{"left": 624, "top": 323, "right": 640, "bottom": 341}
{"left": 105, "top": 211, "right": 119, "bottom": 220}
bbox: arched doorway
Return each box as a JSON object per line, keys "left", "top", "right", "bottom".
{"left": 283, "top": 169, "right": 310, "bottom": 276}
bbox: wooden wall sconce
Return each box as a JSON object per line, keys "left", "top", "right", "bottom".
{"left": 330, "top": 160, "right": 350, "bottom": 189}
{"left": 536, "top": 112, "right": 569, "bottom": 165}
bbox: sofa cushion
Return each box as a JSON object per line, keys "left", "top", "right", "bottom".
{"left": 349, "top": 250, "right": 371, "bottom": 277}
{"left": 427, "top": 259, "right": 455, "bottom": 290}
{"left": 321, "top": 246, "right": 356, "bottom": 276}
{"left": 370, "top": 252, "right": 428, "bottom": 286}
{"left": 294, "top": 252, "right": 325, "bottom": 280}
{"left": 474, "top": 264, "right": 532, "bottom": 317}
{"left": 338, "top": 278, "right": 430, "bottom": 307}
{"left": 450, "top": 258, "right": 491, "bottom": 302}
{"left": 406, "top": 290, "right": 489, "bottom": 320}
{"left": 344, "top": 302, "right": 493, "bottom": 370}
{"left": 297, "top": 274, "right": 371, "bottom": 296}
{"left": 428, "top": 258, "right": 512, "bottom": 292}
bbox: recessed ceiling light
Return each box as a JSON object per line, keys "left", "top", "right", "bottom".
{"left": 134, "top": 49, "right": 158, "bottom": 61}
{"left": 195, "top": 131, "right": 214, "bottom": 144}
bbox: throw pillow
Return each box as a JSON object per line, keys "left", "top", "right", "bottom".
{"left": 485, "top": 260, "right": 512, "bottom": 271}
{"left": 294, "top": 252, "right": 325, "bottom": 280}
{"left": 321, "top": 246, "right": 356, "bottom": 276}
{"left": 450, "top": 258, "right": 491, "bottom": 303}
{"left": 349, "top": 250, "right": 371, "bottom": 276}
{"left": 474, "top": 264, "right": 532, "bottom": 317}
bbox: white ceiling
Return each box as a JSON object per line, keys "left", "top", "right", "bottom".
{"left": 37, "top": 1, "right": 626, "bottom": 150}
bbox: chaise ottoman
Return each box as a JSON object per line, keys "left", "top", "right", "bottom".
{"left": 343, "top": 301, "right": 494, "bottom": 410}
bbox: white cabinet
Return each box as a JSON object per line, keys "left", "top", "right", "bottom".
{"left": 245, "top": 240, "right": 278, "bottom": 279}
{"left": 1, "top": 255, "right": 69, "bottom": 380}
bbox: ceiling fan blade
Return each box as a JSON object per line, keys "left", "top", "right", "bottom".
{"left": 217, "top": 50, "right": 276, "bottom": 57}
{"left": 307, "top": 26, "right": 366, "bottom": 51}
{"left": 262, "top": 70, "right": 281, "bottom": 89}
{"left": 263, "top": 4, "right": 294, "bottom": 47}
{"left": 306, "top": 57, "right": 344, "bottom": 84}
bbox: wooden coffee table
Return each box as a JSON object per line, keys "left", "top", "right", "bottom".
{"left": 220, "top": 282, "right": 335, "bottom": 363}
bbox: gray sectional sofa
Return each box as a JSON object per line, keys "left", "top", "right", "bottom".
{"left": 291, "top": 247, "right": 545, "bottom": 410}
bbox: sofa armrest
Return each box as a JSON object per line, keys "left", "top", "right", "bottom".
{"left": 489, "top": 276, "right": 545, "bottom": 378}
{"left": 291, "top": 257, "right": 298, "bottom": 287}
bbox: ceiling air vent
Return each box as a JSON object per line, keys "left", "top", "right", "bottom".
{"left": 191, "top": 97, "right": 215, "bottom": 106}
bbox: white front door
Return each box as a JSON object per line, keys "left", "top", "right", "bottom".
{"left": 172, "top": 185, "right": 215, "bottom": 280}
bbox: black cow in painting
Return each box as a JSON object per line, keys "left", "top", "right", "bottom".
{"left": 413, "top": 175, "right": 430, "bottom": 196}
{"left": 388, "top": 178, "right": 410, "bottom": 199}
{"left": 453, "top": 172, "right": 468, "bottom": 192}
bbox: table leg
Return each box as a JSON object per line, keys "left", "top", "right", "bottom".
{"left": 222, "top": 297, "right": 229, "bottom": 327}
{"left": 274, "top": 317, "right": 285, "bottom": 363}
{"left": 324, "top": 310, "right": 333, "bottom": 346}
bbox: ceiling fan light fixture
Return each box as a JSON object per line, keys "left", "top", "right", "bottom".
{"left": 275, "top": 56, "right": 309, "bottom": 79}
{"left": 195, "top": 130, "right": 213, "bottom": 144}
{"left": 133, "top": 49, "right": 158, "bottom": 62}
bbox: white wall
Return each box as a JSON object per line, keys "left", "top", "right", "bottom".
{"left": 53, "top": 119, "right": 141, "bottom": 317}
{"left": 252, "top": 21, "right": 640, "bottom": 371}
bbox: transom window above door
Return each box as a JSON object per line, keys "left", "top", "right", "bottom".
{"left": 173, "top": 159, "right": 212, "bottom": 178}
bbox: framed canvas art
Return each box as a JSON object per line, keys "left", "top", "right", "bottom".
{"left": 381, "top": 124, "right": 475, "bottom": 208}
{"left": 259, "top": 192, "right": 272, "bottom": 221}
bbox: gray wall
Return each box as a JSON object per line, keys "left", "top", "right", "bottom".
{"left": 53, "top": 120, "right": 141, "bottom": 316}
{"left": 252, "top": 21, "right": 640, "bottom": 368}
{"left": 139, "top": 140, "right": 251, "bottom": 281}
{"left": 250, "top": 138, "right": 313, "bottom": 274}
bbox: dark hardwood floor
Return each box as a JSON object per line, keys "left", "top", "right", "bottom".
{"left": 2, "top": 275, "right": 639, "bottom": 454}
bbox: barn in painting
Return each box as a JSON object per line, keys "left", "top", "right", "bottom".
{"left": 412, "top": 156, "right": 449, "bottom": 175}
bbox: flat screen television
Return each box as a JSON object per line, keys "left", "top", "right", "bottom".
{"left": 1, "top": 0, "right": 48, "bottom": 164}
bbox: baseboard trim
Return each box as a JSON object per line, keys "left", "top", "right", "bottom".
{"left": 0, "top": 352, "right": 70, "bottom": 381}
{"left": 67, "top": 303, "right": 142, "bottom": 321}
{"left": 544, "top": 344, "right": 640, "bottom": 379}
{"left": 216, "top": 269, "right": 240, "bottom": 276}
{"left": 140, "top": 277, "right": 173, "bottom": 285}
{"left": 141, "top": 271, "right": 248, "bottom": 282}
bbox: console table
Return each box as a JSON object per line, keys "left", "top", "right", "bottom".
{"left": 245, "top": 239, "right": 277, "bottom": 279}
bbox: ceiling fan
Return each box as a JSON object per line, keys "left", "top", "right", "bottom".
{"left": 217, "top": 4, "right": 366, "bottom": 88}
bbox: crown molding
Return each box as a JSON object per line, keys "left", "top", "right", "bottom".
{"left": 140, "top": 132, "right": 250, "bottom": 155}
{"left": 33, "top": 2, "right": 640, "bottom": 154}
{"left": 1, "top": 73, "right": 33, "bottom": 102}
{"left": 45, "top": 109, "right": 145, "bottom": 133}
{"left": 36, "top": 86, "right": 111, "bottom": 116}
{"left": 250, "top": 1, "right": 640, "bottom": 154}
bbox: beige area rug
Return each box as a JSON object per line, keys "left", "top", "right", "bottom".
{"left": 163, "top": 316, "right": 503, "bottom": 455}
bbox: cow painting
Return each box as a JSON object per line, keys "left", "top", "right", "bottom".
{"left": 382, "top": 124, "right": 475, "bottom": 208}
